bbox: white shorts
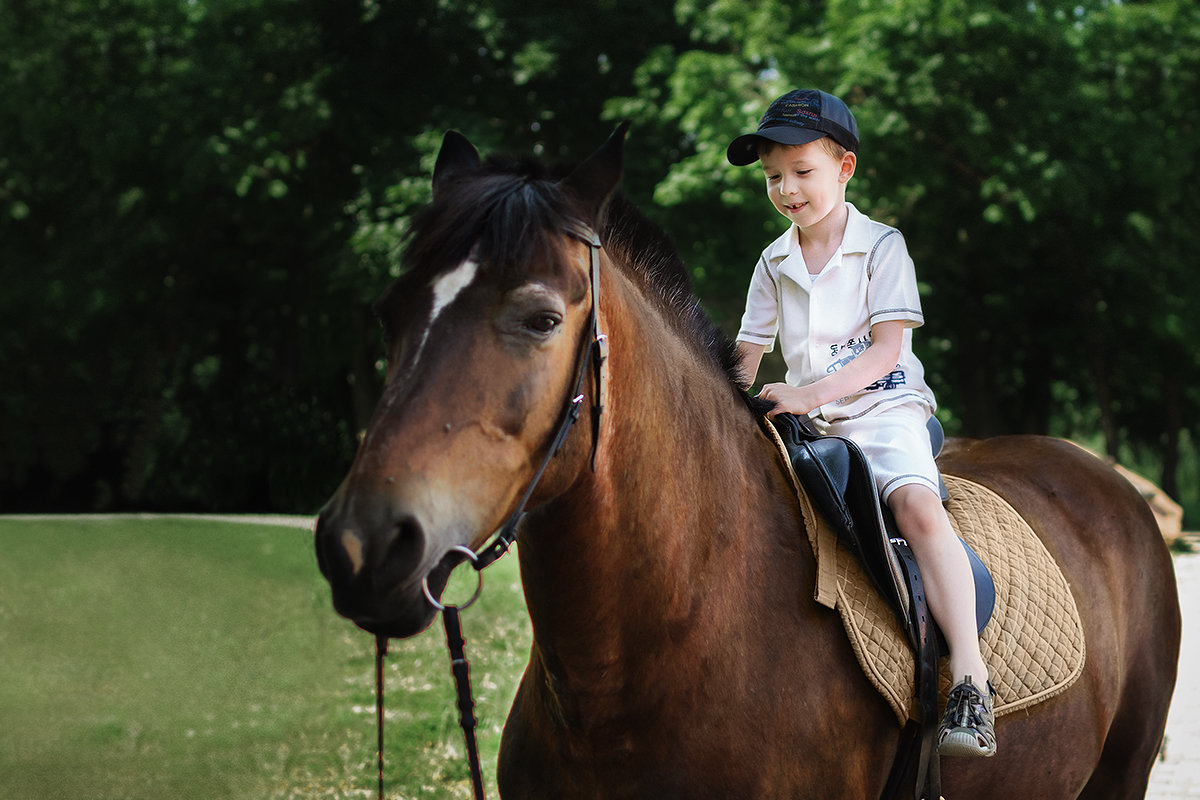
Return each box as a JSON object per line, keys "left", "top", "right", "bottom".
{"left": 813, "top": 401, "right": 941, "bottom": 504}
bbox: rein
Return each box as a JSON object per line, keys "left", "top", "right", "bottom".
{"left": 374, "top": 221, "right": 607, "bottom": 800}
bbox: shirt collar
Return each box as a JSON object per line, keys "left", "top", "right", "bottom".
{"left": 840, "top": 202, "right": 874, "bottom": 254}
{"left": 763, "top": 202, "right": 873, "bottom": 263}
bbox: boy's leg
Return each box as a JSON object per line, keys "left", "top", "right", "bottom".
{"left": 830, "top": 403, "right": 996, "bottom": 756}
{"left": 887, "top": 483, "right": 988, "bottom": 686}
{"left": 889, "top": 482, "right": 997, "bottom": 758}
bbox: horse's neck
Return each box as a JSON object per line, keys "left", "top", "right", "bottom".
{"left": 517, "top": 262, "right": 808, "bottom": 716}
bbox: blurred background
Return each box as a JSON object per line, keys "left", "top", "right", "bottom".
{"left": 2, "top": 0, "right": 1196, "bottom": 525}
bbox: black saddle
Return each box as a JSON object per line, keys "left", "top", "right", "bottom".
{"left": 772, "top": 411, "right": 995, "bottom": 800}
{"left": 772, "top": 412, "right": 994, "bottom": 638}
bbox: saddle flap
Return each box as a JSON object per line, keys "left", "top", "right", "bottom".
{"left": 788, "top": 437, "right": 854, "bottom": 532}
{"left": 964, "top": 539, "right": 995, "bottom": 636}
{"left": 773, "top": 413, "right": 911, "bottom": 623}
{"left": 774, "top": 412, "right": 990, "bottom": 626}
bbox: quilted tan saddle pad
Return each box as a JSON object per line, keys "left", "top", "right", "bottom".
{"left": 838, "top": 474, "right": 1086, "bottom": 723}
{"left": 760, "top": 419, "right": 1087, "bottom": 726}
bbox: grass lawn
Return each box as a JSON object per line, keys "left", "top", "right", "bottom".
{"left": 0, "top": 517, "right": 530, "bottom": 799}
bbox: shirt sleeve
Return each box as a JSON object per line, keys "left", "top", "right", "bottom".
{"left": 736, "top": 254, "right": 779, "bottom": 351}
{"left": 866, "top": 231, "right": 924, "bottom": 328}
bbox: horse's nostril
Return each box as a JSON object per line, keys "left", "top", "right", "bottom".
{"left": 378, "top": 516, "right": 425, "bottom": 587}
{"left": 314, "top": 514, "right": 356, "bottom": 584}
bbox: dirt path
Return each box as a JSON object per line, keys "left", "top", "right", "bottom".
{"left": 0, "top": 512, "right": 315, "bottom": 529}
{"left": 1146, "top": 549, "right": 1199, "bottom": 799}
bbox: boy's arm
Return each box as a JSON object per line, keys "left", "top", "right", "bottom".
{"left": 735, "top": 341, "right": 766, "bottom": 389}
{"left": 759, "top": 320, "right": 904, "bottom": 416}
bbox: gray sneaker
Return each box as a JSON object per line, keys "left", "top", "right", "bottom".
{"left": 937, "top": 676, "right": 997, "bottom": 758}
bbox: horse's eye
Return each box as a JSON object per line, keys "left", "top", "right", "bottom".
{"left": 526, "top": 313, "right": 561, "bottom": 335}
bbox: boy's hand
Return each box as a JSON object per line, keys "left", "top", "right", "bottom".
{"left": 758, "top": 383, "right": 820, "bottom": 417}
{"left": 756, "top": 321, "right": 906, "bottom": 418}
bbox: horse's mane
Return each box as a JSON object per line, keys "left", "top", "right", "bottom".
{"left": 600, "top": 193, "right": 770, "bottom": 413}
{"left": 399, "top": 153, "right": 771, "bottom": 415}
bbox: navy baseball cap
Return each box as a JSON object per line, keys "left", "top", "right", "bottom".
{"left": 726, "top": 89, "right": 859, "bottom": 166}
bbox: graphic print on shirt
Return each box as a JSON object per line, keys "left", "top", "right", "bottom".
{"left": 826, "top": 337, "right": 871, "bottom": 374}
{"left": 864, "top": 369, "right": 908, "bottom": 391}
{"left": 826, "top": 337, "right": 908, "bottom": 395}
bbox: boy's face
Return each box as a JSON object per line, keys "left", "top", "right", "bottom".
{"left": 759, "top": 138, "right": 856, "bottom": 231}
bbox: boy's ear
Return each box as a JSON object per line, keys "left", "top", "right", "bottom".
{"left": 839, "top": 151, "right": 857, "bottom": 183}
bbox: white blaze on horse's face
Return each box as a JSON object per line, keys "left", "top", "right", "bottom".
{"left": 430, "top": 257, "right": 480, "bottom": 323}
{"left": 410, "top": 257, "right": 480, "bottom": 372}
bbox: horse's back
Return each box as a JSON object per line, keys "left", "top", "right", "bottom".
{"left": 938, "top": 435, "right": 1180, "bottom": 799}
{"left": 938, "top": 435, "right": 1174, "bottom": 596}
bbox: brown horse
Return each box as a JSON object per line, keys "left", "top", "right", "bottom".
{"left": 314, "top": 126, "right": 1180, "bottom": 799}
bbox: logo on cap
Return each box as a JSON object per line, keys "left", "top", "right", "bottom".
{"left": 726, "top": 89, "right": 859, "bottom": 166}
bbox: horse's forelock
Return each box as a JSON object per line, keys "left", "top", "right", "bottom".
{"left": 399, "top": 152, "right": 756, "bottom": 404}
{"left": 402, "top": 161, "right": 575, "bottom": 287}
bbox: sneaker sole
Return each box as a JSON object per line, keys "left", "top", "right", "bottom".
{"left": 938, "top": 729, "right": 997, "bottom": 758}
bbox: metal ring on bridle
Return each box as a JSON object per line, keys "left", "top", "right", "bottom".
{"left": 421, "top": 545, "right": 484, "bottom": 611}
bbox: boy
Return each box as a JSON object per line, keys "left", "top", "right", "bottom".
{"left": 727, "top": 88, "right": 996, "bottom": 758}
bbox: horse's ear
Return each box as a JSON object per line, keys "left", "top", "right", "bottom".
{"left": 432, "top": 130, "right": 481, "bottom": 199}
{"left": 559, "top": 121, "right": 630, "bottom": 227}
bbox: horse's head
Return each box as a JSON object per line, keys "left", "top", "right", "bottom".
{"left": 315, "top": 125, "right": 627, "bottom": 637}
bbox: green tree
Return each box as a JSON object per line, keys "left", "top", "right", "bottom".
{"left": 1071, "top": 0, "right": 1200, "bottom": 498}
{"left": 0, "top": 0, "right": 365, "bottom": 510}
{"left": 0, "top": 0, "right": 689, "bottom": 512}
{"left": 609, "top": 0, "right": 1200, "bottom": 519}
{"left": 4, "top": 0, "right": 1197, "bottom": 521}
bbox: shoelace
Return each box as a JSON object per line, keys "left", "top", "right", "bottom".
{"left": 945, "top": 683, "right": 989, "bottom": 730}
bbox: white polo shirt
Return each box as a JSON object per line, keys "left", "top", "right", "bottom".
{"left": 737, "top": 203, "right": 936, "bottom": 422}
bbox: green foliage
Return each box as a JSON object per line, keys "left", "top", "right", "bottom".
{"left": 609, "top": 0, "right": 1200, "bottom": 520}
{"left": 0, "top": 0, "right": 361, "bottom": 511}
{"left": 2, "top": 0, "right": 1197, "bottom": 522}
{"left": 0, "top": 0, "right": 690, "bottom": 513}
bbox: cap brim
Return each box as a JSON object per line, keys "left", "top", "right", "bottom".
{"left": 726, "top": 126, "right": 826, "bottom": 166}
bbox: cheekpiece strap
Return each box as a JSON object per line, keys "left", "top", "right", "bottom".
{"left": 473, "top": 220, "right": 606, "bottom": 570}
{"left": 563, "top": 220, "right": 607, "bottom": 472}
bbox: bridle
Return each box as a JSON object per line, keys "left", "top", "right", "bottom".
{"left": 473, "top": 218, "right": 608, "bottom": 568}
{"left": 374, "top": 220, "right": 608, "bottom": 800}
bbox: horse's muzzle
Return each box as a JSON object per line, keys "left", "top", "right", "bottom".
{"left": 314, "top": 509, "right": 443, "bottom": 638}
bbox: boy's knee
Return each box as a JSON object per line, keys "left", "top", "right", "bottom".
{"left": 887, "top": 484, "right": 947, "bottom": 542}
